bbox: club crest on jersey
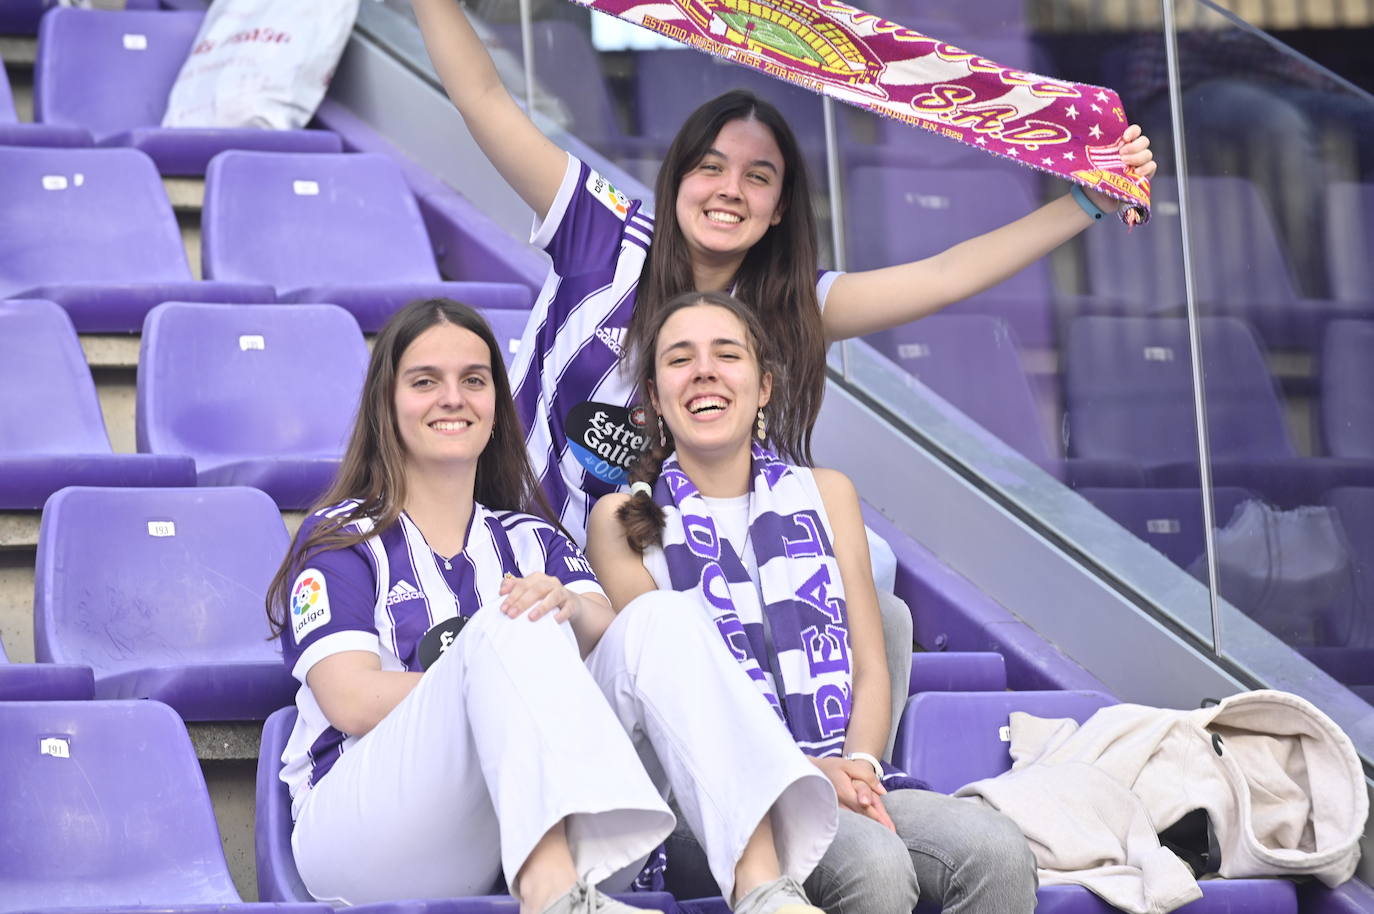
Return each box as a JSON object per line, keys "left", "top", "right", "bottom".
{"left": 290, "top": 569, "right": 331, "bottom": 641}
{"left": 587, "top": 172, "right": 630, "bottom": 220}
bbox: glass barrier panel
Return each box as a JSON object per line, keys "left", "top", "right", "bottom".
{"left": 828, "top": 2, "right": 1220, "bottom": 649}
{"left": 1176, "top": 0, "right": 1374, "bottom": 759}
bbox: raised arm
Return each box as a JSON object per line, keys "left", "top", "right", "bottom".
{"left": 410, "top": 0, "right": 568, "bottom": 220}
{"left": 821, "top": 125, "right": 1156, "bottom": 342}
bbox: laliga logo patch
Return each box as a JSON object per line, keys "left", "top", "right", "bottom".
{"left": 586, "top": 171, "right": 630, "bottom": 220}
{"left": 565, "top": 401, "right": 648, "bottom": 486}
{"left": 418, "top": 616, "right": 468, "bottom": 671}
{"left": 290, "top": 569, "right": 331, "bottom": 641}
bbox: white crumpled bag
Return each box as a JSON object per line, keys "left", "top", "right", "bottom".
{"left": 162, "top": 0, "right": 361, "bottom": 130}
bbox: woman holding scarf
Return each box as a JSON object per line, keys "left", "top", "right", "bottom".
{"left": 587, "top": 291, "right": 1039, "bottom": 913}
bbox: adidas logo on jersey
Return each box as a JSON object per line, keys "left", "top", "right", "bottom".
{"left": 386, "top": 579, "right": 424, "bottom": 607}
{"left": 596, "top": 327, "right": 626, "bottom": 357}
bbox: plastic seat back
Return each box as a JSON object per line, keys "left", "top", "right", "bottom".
{"left": 0, "top": 146, "right": 190, "bottom": 296}
{"left": 202, "top": 151, "right": 443, "bottom": 288}
{"left": 137, "top": 302, "right": 367, "bottom": 469}
{"left": 1065, "top": 316, "right": 1295, "bottom": 461}
{"left": 0, "top": 300, "right": 112, "bottom": 454}
{"left": 35, "top": 486, "right": 292, "bottom": 716}
{"left": 0, "top": 700, "right": 239, "bottom": 910}
{"left": 895, "top": 690, "right": 1117, "bottom": 794}
{"left": 35, "top": 8, "right": 202, "bottom": 137}
{"left": 867, "top": 314, "right": 1052, "bottom": 463}
{"left": 1321, "top": 319, "right": 1374, "bottom": 458}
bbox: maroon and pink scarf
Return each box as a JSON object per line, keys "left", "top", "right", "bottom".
{"left": 572, "top": 0, "right": 1152, "bottom": 222}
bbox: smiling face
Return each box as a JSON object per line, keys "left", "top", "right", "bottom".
{"left": 650, "top": 303, "right": 772, "bottom": 460}
{"left": 393, "top": 321, "right": 496, "bottom": 477}
{"left": 673, "top": 117, "right": 785, "bottom": 270}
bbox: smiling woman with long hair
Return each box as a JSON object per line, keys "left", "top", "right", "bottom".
{"left": 265, "top": 298, "right": 837, "bottom": 914}
{"left": 586, "top": 291, "right": 1039, "bottom": 913}
{"left": 410, "top": 0, "right": 1154, "bottom": 544}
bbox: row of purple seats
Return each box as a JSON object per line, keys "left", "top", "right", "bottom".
{"left": 1320, "top": 319, "right": 1374, "bottom": 459}
{"left": 1065, "top": 315, "right": 1374, "bottom": 506}
{"left": 31, "top": 8, "right": 341, "bottom": 173}
{"left": 0, "top": 299, "right": 195, "bottom": 509}
{"left": 1082, "top": 177, "right": 1374, "bottom": 351}
{"left": 2, "top": 298, "right": 527, "bottom": 511}
{"left": 0, "top": 145, "right": 532, "bottom": 332}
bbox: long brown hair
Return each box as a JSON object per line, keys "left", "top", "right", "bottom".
{"left": 265, "top": 298, "right": 560, "bottom": 637}
{"left": 629, "top": 89, "right": 824, "bottom": 469}
{"left": 617, "top": 291, "right": 776, "bottom": 553}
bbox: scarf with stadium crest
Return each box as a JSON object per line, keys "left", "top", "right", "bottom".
{"left": 571, "top": 0, "right": 1151, "bottom": 222}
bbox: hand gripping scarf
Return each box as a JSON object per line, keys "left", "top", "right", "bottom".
{"left": 572, "top": 0, "right": 1151, "bottom": 223}
{"left": 653, "top": 442, "right": 928, "bottom": 789}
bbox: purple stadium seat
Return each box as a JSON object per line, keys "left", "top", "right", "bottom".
{"left": 34, "top": 8, "right": 341, "bottom": 175}
{"left": 1065, "top": 315, "right": 1374, "bottom": 504}
{"left": 1076, "top": 487, "right": 1255, "bottom": 569}
{"left": 258, "top": 710, "right": 678, "bottom": 912}
{"left": 0, "top": 639, "right": 93, "bottom": 701}
{"left": 861, "top": 314, "right": 1141, "bottom": 488}
{"left": 1321, "top": 320, "right": 1374, "bottom": 458}
{"left": 894, "top": 690, "right": 1118, "bottom": 792}
{"left": 137, "top": 302, "right": 367, "bottom": 508}
{"left": 0, "top": 146, "right": 273, "bottom": 331}
{"left": 846, "top": 168, "right": 1054, "bottom": 347}
{"left": 1323, "top": 182, "right": 1374, "bottom": 305}
{"left": 0, "top": 700, "right": 326, "bottom": 912}
{"left": 0, "top": 299, "right": 195, "bottom": 509}
{"left": 908, "top": 651, "right": 1007, "bottom": 695}
{"left": 865, "top": 314, "right": 1054, "bottom": 462}
{"left": 0, "top": 0, "right": 157, "bottom": 34}
{"left": 34, "top": 486, "right": 298, "bottom": 721}
{"left": 1081, "top": 177, "right": 1372, "bottom": 350}
{"left": 201, "top": 151, "right": 533, "bottom": 331}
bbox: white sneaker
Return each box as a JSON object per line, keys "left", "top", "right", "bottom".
{"left": 732, "top": 875, "right": 825, "bottom": 914}
{"left": 539, "top": 879, "right": 665, "bottom": 914}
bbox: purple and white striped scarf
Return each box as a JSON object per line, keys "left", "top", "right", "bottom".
{"left": 655, "top": 443, "right": 855, "bottom": 757}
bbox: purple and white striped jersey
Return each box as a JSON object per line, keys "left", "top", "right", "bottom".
{"left": 509, "top": 154, "right": 841, "bottom": 545}
{"left": 279, "top": 498, "right": 603, "bottom": 818}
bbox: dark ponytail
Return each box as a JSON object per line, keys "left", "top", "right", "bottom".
{"left": 616, "top": 410, "right": 672, "bottom": 554}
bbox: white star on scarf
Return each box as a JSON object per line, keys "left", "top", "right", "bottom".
{"left": 1042, "top": 156, "right": 1054, "bottom": 166}
{"left": 1091, "top": 104, "right": 1102, "bottom": 114}
{"left": 1089, "top": 124, "right": 1103, "bottom": 139}
{"left": 1007, "top": 147, "right": 1020, "bottom": 157}
{"left": 1065, "top": 104, "right": 1079, "bottom": 119}
{"left": 1095, "top": 90, "right": 1109, "bottom": 102}
{"left": 1063, "top": 151, "right": 1076, "bottom": 160}
{"left": 976, "top": 136, "right": 988, "bottom": 145}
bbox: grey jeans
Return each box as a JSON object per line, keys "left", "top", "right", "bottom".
{"left": 665, "top": 789, "right": 1037, "bottom": 912}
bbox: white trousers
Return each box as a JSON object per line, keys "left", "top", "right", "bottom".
{"left": 292, "top": 604, "right": 673, "bottom": 905}
{"left": 292, "top": 593, "right": 835, "bottom": 905}
{"left": 586, "top": 592, "right": 837, "bottom": 901}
